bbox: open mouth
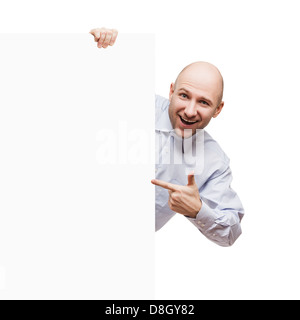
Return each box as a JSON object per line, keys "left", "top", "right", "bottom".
{"left": 179, "top": 115, "right": 198, "bottom": 126}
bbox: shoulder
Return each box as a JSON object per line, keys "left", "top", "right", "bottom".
{"left": 155, "top": 95, "right": 169, "bottom": 124}
{"left": 155, "top": 94, "right": 169, "bottom": 111}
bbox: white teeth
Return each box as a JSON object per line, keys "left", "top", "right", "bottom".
{"left": 181, "top": 116, "right": 197, "bottom": 123}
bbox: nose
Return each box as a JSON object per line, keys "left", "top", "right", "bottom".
{"left": 184, "top": 100, "right": 197, "bottom": 118}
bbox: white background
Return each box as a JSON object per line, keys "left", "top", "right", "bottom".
{"left": 1, "top": 0, "right": 300, "bottom": 300}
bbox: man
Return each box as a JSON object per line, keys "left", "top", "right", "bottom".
{"left": 90, "top": 28, "right": 244, "bottom": 247}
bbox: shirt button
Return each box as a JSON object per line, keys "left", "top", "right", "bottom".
{"left": 201, "top": 223, "right": 205, "bottom": 228}
{"left": 197, "top": 220, "right": 202, "bottom": 225}
{"left": 212, "top": 234, "right": 216, "bottom": 237}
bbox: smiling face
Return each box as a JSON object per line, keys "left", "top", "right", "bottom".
{"left": 168, "top": 62, "right": 224, "bottom": 138}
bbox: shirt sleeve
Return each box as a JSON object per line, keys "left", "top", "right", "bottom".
{"left": 186, "top": 165, "right": 244, "bottom": 247}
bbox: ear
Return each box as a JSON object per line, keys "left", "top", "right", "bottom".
{"left": 213, "top": 101, "right": 224, "bottom": 118}
{"left": 169, "top": 83, "right": 175, "bottom": 101}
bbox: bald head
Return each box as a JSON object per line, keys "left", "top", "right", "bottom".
{"left": 174, "top": 61, "right": 224, "bottom": 105}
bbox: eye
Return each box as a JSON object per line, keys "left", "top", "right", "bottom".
{"left": 200, "top": 100, "right": 209, "bottom": 105}
{"left": 180, "top": 93, "right": 188, "bottom": 98}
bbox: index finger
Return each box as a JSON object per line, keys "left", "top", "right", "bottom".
{"left": 151, "top": 179, "right": 179, "bottom": 192}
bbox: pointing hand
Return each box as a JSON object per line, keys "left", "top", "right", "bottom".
{"left": 151, "top": 171, "right": 202, "bottom": 218}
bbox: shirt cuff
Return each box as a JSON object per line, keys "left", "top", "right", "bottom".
{"left": 186, "top": 199, "right": 217, "bottom": 234}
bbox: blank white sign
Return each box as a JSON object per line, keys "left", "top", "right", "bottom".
{"left": 0, "top": 33, "right": 155, "bottom": 299}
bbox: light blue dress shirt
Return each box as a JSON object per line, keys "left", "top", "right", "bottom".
{"left": 155, "top": 95, "right": 244, "bottom": 247}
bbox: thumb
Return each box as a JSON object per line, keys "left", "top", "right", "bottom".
{"left": 89, "top": 29, "right": 100, "bottom": 41}
{"left": 187, "top": 170, "right": 196, "bottom": 186}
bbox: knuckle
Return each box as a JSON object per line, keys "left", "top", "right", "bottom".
{"left": 171, "top": 193, "right": 179, "bottom": 201}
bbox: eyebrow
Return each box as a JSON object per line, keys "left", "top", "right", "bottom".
{"left": 178, "top": 88, "right": 213, "bottom": 105}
